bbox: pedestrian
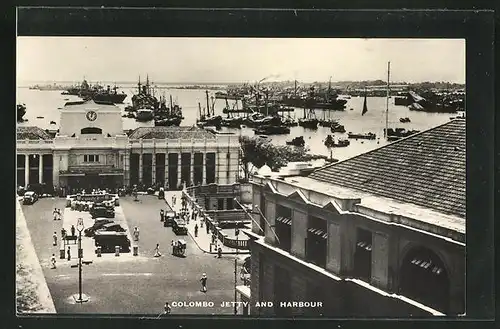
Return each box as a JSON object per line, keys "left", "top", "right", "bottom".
{"left": 61, "top": 228, "right": 66, "bottom": 241}
{"left": 194, "top": 224, "right": 198, "bottom": 238}
{"left": 164, "top": 301, "right": 171, "bottom": 315}
{"left": 50, "top": 254, "right": 56, "bottom": 269}
{"left": 160, "top": 209, "right": 164, "bottom": 222}
{"left": 200, "top": 273, "right": 207, "bottom": 293}
{"left": 57, "top": 208, "right": 62, "bottom": 220}
{"left": 154, "top": 243, "right": 162, "bottom": 257}
{"left": 53, "top": 208, "right": 58, "bottom": 220}
{"left": 200, "top": 218, "right": 204, "bottom": 228}
{"left": 67, "top": 246, "right": 71, "bottom": 261}
{"left": 71, "top": 225, "right": 76, "bottom": 237}
{"left": 212, "top": 233, "right": 216, "bottom": 244}
{"left": 52, "top": 231, "right": 57, "bottom": 246}
{"left": 217, "top": 246, "right": 222, "bottom": 258}
{"left": 133, "top": 227, "right": 140, "bottom": 242}
{"left": 172, "top": 195, "right": 176, "bottom": 206}
{"left": 206, "top": 221, "right": 210, "bottom": 234}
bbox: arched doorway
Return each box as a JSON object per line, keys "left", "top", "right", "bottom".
{"left": 399, "top": 246, "right": 450, "bottom": 313}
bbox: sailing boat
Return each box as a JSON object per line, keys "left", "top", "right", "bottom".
{"left": 298, "top": 107, "right": 319, "bottom": 129}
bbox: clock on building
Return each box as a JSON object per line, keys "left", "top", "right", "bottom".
{"left": 86, "top": 111, "right": 97, "bottom": 121}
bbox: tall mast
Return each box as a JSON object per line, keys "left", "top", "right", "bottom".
{"left": 205, "top": 90, "right": 210, "bottom": 117}
{"left": 385, "top": 61, "right": 390, "bottom": 138}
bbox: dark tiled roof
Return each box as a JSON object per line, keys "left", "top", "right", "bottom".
{"left": 17, "top": 126, "right": 53, "bottom": 140}
{"left": 128, "top": 126, "right": 217, "bottom": 140}
{"left": 309, "top": 120, "right": 465, "bottom": 218}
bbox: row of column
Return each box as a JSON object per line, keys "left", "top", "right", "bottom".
{"left": 20, "top": 154, "right": 49, "bottom": 187}
{"left": 134, "top": 152, "right": 214, "bottom": 187}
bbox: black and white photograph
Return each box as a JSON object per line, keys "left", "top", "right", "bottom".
{"left": 16, "top": 34, "right": 467, "bottom": 317}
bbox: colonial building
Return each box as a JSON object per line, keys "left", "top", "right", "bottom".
{"left": 16, "top": 100, "right": 240, "bottom": 191}
{"left": 248, "top": 119, "right": 465, "bottom": 317}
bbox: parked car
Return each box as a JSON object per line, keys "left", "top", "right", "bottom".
{"left": 94, "top": 231, "right": 131, "bottom": 253}
{"left": 95, "top": 223, "right": 126, "bottom": 234}
{"left": 23, "top": 191, "right": 38, "bottom": 205}
{"left": 90, "top": 205, "right": 115, "bottom": 219}
{"left": 84, "top": 219, "right": 115, "bottom": 237}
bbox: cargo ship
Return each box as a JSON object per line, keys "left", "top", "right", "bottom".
{"left": 63, "top": 79, "right": 127, "bottom": 103}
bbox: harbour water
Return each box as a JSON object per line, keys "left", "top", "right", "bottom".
{"left": 17, "top": 85, "right": 455, "bottom": 162}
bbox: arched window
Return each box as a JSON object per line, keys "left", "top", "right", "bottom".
{"left": 399, "top": 246, "right": 450, "bottom": 313}
{"left": 81, "top": 127, "right": 102, "bottom": 134}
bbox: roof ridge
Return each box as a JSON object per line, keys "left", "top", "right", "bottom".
{"left": 312, "top": 120, "right": 464, "bottom": 173}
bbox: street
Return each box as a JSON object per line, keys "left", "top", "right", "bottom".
{"left": 20, "top": 195, "right": 245, "bottom": 314}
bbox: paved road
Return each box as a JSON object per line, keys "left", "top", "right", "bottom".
{"left": 21, "top": 196, "right": 246, "bottom": 314}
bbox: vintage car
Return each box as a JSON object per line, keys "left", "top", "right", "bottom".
{"left": 172, "top": 218, "right": 188, "bottom": 235}
{"left": 163, "top": 211, "right": 177, "bottom": 227}
{"left": 90, "top": 205, "right": 115, "bottom": 219}
{"left": 84, "top": 218, "right": 115, "bottom": 237}
{"left": 94, "top": 231, "right": 130, "bottom": 253}
{"left": 23, "top": 191, "right": 38, "bottom": 205}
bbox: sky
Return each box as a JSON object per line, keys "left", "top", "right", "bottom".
{"left": 17, "top": 37, "right": 465, "bottom": 84}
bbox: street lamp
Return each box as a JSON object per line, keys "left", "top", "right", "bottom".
{"left": 75, "top": 218, "right": 88, "bottom": 303}
{"left": 234, "top": 224, "right": 239, "bottom": 315}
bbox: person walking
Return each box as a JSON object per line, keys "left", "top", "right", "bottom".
{"left": 160, "top": 209, "right": 165, "bottom": 222}
{"left": 133, "top": 227, "right": 140, "bottom": 242}
{"left": 50, "top": 254, "right": 56, "bottom": 269}
{"left": 67, "top": 246, "right": 71, "bottom": 261}
{"left": 164, "top": 301, "right": 171, "bottom": 315}
{"left": 206, "top": 221, "right": 210, "bottom": 234}
{"left": 53, "top": 208, "right": 58, "bottom": 221}
{"left": 71, "top": 225, "right": 76, "bottom": 237}
{"left": 172, "top": 195, "right": 176, "bottom": 206}
{"left": 194, "top": 224, "right": 198, "bottom": 238}
{"left": 56, "top": 208, "right": 62, "bottom": 220}
{"left": 52, "top": 232, "right": 58, "bottom": 246}
{"left": 217, "top": 246, "right": 222, "bottom": 258}
{"left": 154, "top": 243, "right": 162, "bottom": 257}
{"left": 200, "top": 273, "right": 207, "bottom": 293}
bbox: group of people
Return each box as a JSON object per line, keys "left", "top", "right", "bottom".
{"left": 52, "top": 208, "right": 62, "bottom": 221}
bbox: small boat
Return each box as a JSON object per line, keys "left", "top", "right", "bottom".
{"left": 399, "top": 117, "right": 411, "bottom": 123}
{"left": 384, "top": 128, "right": 420, "bottom": 138}
{"left": 36, "top": 116, "right": 44, "bottom": 119}
{"left": 324, "top": 135, "right": 351, "bottom": 148}
{"left": 347, "top": 132, "right": 376, "bottom": 140}
{"left": 254, "top": 125, "right": 290, "bottom": 135}
{"left": 221, "top": 116, "right": 244, "bottom": 128}
{"left": 286, "top": 136, "right": 305, "bottom": 147}
{"left": 49, "top": 121, "right": 56, "bottom": 125}
{"left": 331, "top": 122, "right": 346, "bottom": 133}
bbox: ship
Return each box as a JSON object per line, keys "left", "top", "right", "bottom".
{"left": 347, "top": 132, "right": 376, "bottom": 140}
{"left": 17, "top": 103, "right": 27, "bottom": 122}
{"left": 280, "top": 79, "right": 347, "bottom": 111}
{"left": 298, "top": 108, "right": 319, "bottom": 129}
{"left": 196, "top": 91, "right": 222, "bottom": 129}
{"left": 406, "top": 91, "right": 462, "bottom": 113}
{"left": 29, "top": 83, "right": 67, "bottom": 91}
{"left": 384, "top": 128, "right": 420, "bottom": 139}
{"left": 330, "top": 122, "right": 346, "bottom": 133}
{"left": 63, "top": 79, "right": 127, "bottom": 103}
{"left": 254, "top": 125, "right": 290, "bottom": 135}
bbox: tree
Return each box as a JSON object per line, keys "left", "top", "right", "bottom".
{"left": 239, "top": 136, "right": 309, "bottom": 180}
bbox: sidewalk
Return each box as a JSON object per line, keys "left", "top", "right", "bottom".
{"left": 16, "top": 198, "right": 56, "bottom": 313}
{"left": 163, "top": 190, "right": 250, "bottom": 256}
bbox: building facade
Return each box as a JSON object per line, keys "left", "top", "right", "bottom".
{"left": 16, "top": 100, "right": 240, "bottom": 191}
{"left": 248, "top": 120, "right": 466, "bottom": 317}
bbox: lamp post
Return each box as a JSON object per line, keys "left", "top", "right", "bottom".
{"left": 75, "top": 218, "right": 88, "bottom": 303}
{"left": 234, "top": 225, "right": 239, "bottom": 315}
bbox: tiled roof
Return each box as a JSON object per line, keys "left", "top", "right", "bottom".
{"left": 309, "top": 120, "right": 465, "bottom": 218}
{"left": 128, "top": 126, "right": 217, "bottom": 140}
{"left": 17, "top": 126, "right": 53, "bottom": 140}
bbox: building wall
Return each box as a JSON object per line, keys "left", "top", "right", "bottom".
{"left": 250, "top": 181, "right": 465, "bottom": 315}
{"left": 58, "top": 103, "right": 123, "bottom": 137}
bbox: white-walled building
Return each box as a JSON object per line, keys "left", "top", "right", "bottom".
{"left": 16, "top": 100, "right": 240, "bottom": 192}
